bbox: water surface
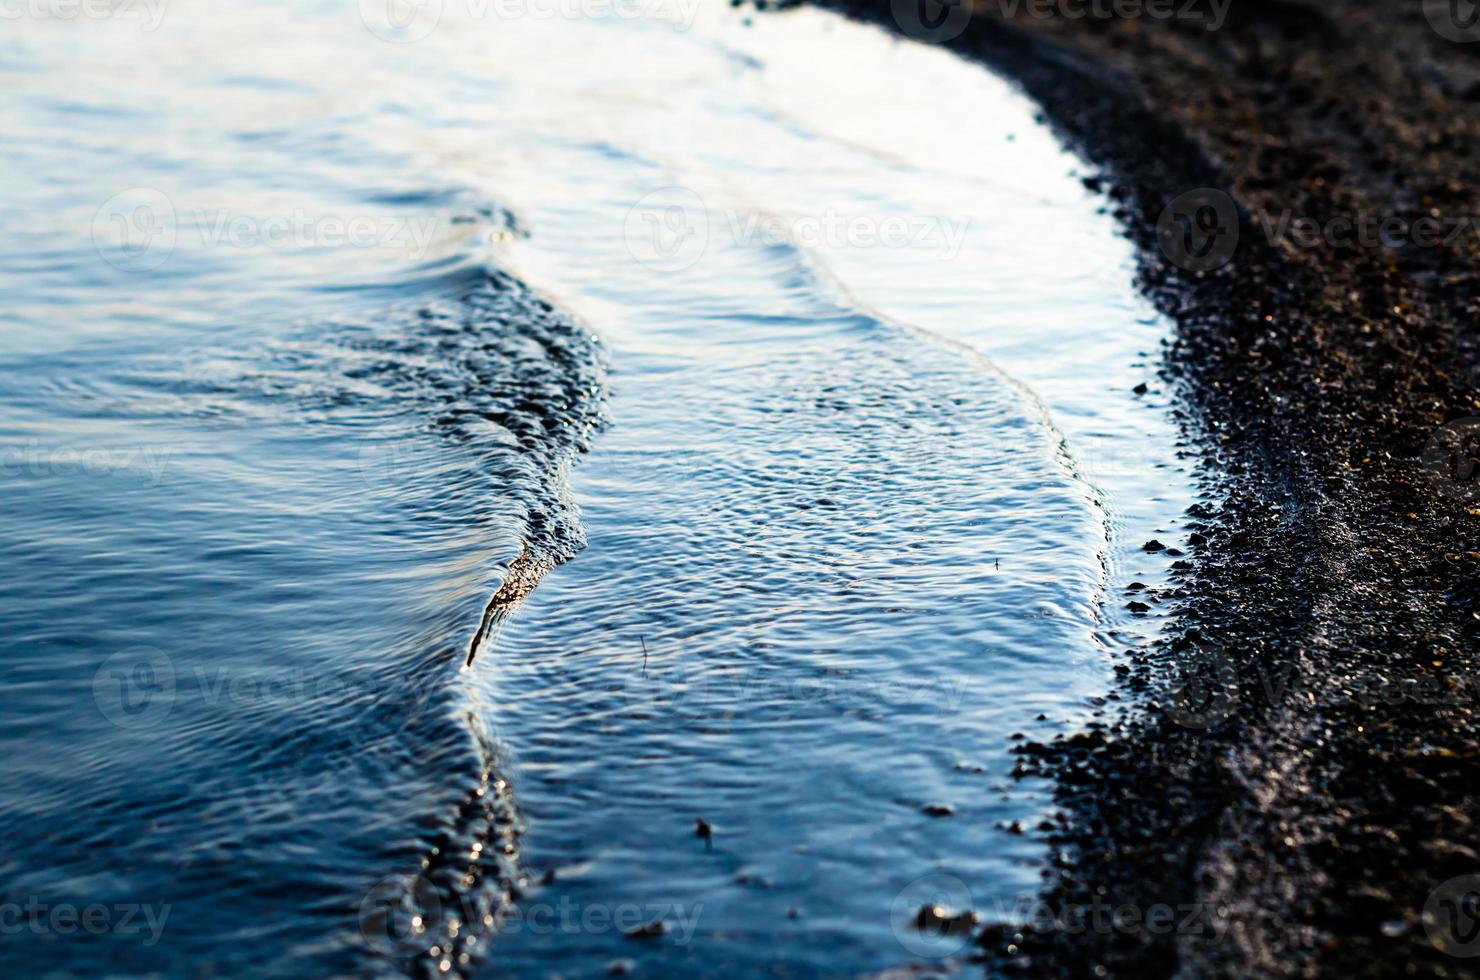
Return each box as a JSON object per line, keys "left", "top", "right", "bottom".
{"left": 0, "top": 3, "right": 1192, "bottom": 975}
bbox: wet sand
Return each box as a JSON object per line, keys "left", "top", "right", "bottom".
{"left": 802, "top": 0, "right": 1480, "bottom": 974}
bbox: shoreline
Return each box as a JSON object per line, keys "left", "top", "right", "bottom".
{"left": 802, "top": 0, "right": 1480, "bottom": 974}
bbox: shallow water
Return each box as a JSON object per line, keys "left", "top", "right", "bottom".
{"left": 0, "top": 2, "right": 1192, "bottom": 976}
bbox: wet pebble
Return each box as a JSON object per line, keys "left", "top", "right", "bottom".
{"left": 624, "top": 921, "right": 669, "bottom": 940}
{"left": 915, "top": 903, "right": 978, "bottom": 935}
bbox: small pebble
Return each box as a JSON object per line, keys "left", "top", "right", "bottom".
{"left": 625, "top": 921, "right": 669, "bottom": 939}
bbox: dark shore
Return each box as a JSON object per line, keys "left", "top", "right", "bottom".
{"left": 796, "top": 0, "right": 1480, "bottom": 975}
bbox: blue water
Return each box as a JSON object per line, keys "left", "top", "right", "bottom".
{"left": 0, "top": 3, "right": 1193, "bottom": 976}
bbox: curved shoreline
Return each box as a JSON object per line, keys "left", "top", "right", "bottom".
{"left": 801, "top": 1, "right": 1480, "bottom": 975}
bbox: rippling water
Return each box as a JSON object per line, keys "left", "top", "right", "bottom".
{"left": 0, "top": 2, "right": 1193, "bottom": 976}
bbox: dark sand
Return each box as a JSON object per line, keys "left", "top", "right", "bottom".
{"left": 797, "top": 0, "right": 1480, "bottom": 974}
